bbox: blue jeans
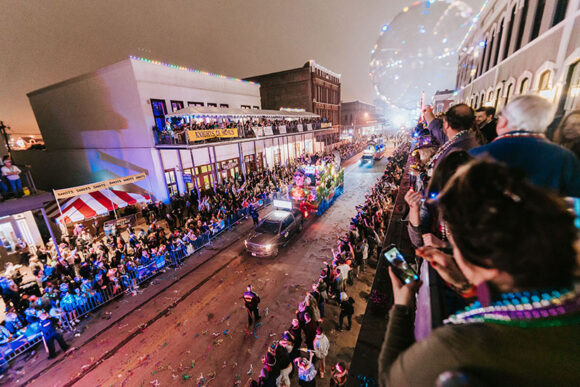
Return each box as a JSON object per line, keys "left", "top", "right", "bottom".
{"left": 8, "top": 178, "right": 22, "bottom": 194}
{"left": 0, "top": 180, "right": 7, "bottom": 195}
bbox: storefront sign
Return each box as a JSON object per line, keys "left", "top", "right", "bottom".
{"left": 264, "top": 126, "right": 274, "bottom": 136}
{"left": 187, "top": 128, "right": 239, "bottom": 142}
{"left": 183, "top": 174, "right": 193, "bottom": 183}
{"left": 103, "top": 214, "right": 137, "bottom": 235}
{"left": 321, "top": 123, "right": 332, "bottom": 128}
{"left": 297, "top": 124, "right": 303, "bottom": 132}
{"left": 53, "top": 173, "right": 147, "bottom": 199}
{"left": 278, "top": 125, "right": 287, "bottom": 134}
{"left": 306, "top": 124, "right": 313, "bottom": 131}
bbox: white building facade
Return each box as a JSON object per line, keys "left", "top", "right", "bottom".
{"left": 16, "top": 58, "right": 331, "bottom": 202}
{"left": 456, "top": 0, "right": 580, "bottom": 119}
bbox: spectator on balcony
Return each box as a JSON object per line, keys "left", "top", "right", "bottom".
{"left": 379, "top": 159, "right": 580, "bottom": 386}
{"left": 425, "top": 104, "right": 479, "bottom": 176}
{"left": 1, "top": 157, "right": 23, "bottom": 197}
{"left": 552, "top": 110, "right": 580, "bottom": 160}
{"left": 470, "top": 95, "right": 580, "bottom": 197}
{"left": 475, "top": 106, "right": 497, "bottom": 143}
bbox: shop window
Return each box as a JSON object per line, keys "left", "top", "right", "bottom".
{"left": 188, "top": 101, "right": 204, "bottom": 107}
{"left": 195, "top": 164, "right": 214, "bottom": 190}
{"left": 182, "top": 168, "right": 195, "bottom": 193}
{"left": 253, "top": 106, "right": 260, "bottom": 109}
{"left": 220, "top": 104, "right": 229, "bottom": 108}
{"left": 520, "top": 77, "right": 530, "bottom": 94}
{"left": 170, "top": 100, "right": 184, "bottom": 112}
{"left": 164, "top": 169, "right": 178, "bottom": 196}
{"left": 0, "top": 221, "right": 16, "bottom": 253}
{"left": 207, "top": 103, "right": 217, "bottom": 107}
{"left": 151, "top": 99, "right": 167, "bottom": 130}
{"left": 538, "top": 70, "right": 551, "bottom": 91}
{"left": 241, "top": 105, "right": 251, "bottom": 109}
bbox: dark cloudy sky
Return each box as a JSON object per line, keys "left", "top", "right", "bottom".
{"left": 0, "top": 0, "right": 408, "bottom": 135}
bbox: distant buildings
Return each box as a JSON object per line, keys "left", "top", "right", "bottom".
{"left": 456, "top": 0, "right": 579, "bottom": 121}
{"left": 244, "top": 60, "right": 342, "bottom": 126}
{"left": 431, "top": 89, "right": 455, "bottom": 114}
{"left": 340, "top": 100, "right": 383, "bottom": 138}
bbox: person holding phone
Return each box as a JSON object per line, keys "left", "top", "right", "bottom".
{"left": 379, "top": 159, "right": 580, "bottom": 386}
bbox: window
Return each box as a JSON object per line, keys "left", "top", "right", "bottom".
{"left": 164, "top": 169, "right": 178, "bottom": 196}
{"left": 207, "top": 103, "right": 217, "bottom": 107}
{"left": 505, "top": 83, "right": 514, "bottom": 106}
{"left": 530, "top": 0, "right": 546, "bottom": 41}
{"left": 220, "top": 104, "right": 229, "bottom": 108}
{"left": 520, "top": 77, "right": 529, "bottom": 94}
{"left": 494, "top": 88, "right": 502, "bottom": 109}
{"left": 281, "top": 216, "right": 293, "bottom": 231}
{"left": 552, "top": 0, "right": 568, "bottom": 26}
{"left": 478, "top": 39, "right": 488, "bottom": 77}
{"left": 503, "top": 7, "right": 517, "bottom": 60}
{"left": 241, "top": 105, "right": 251, "bottom": 109}
{"left": 485, "top": 34, "right": 495, "bottom": 72}
{"left": 188, "top": 101, "right": 204, "bottom": 107}
{"left": 538, "top": 70, "right": 551, "bottom": 90}
{"left": 182, "top": 168, "right": 195, "bottom": 193}
{"left": 564, "top": 61, "right": 580, "bottom": 112}
{"left": 151, "top": 99, "right": 167, "bottom": 130}
{"left": 488, "top": 90, "right": 494, "bottom": 102}
{"left": 253, "top": 106, "right": 260, "bottom": 109}
{"left": 515, "top": 0, "right": 529, "bottom": 51}
{"left": 493, "top": 20, "right": 504, "bottom": 66}
{"left": 170, "top": 100, "right": 184, "bottom": 112}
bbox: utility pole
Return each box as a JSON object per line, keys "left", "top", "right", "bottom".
{"left": 0, "top": 121, "right": 12, "bottom": 159}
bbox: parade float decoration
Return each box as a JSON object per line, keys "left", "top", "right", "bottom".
{"left": 289, "top": 156, "right": 344, "bottom": 216}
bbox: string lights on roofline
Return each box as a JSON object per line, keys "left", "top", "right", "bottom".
{"left": 128, "top": 56, "right": 260, "bottom": 86}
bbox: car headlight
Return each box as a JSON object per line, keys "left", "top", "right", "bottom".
{"left": 265, "top": 244, "right": 272, "bottom": 250}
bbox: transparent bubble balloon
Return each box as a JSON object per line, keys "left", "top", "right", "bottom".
{"left": 370, "top": 0, "right": 484, "bottom": 111}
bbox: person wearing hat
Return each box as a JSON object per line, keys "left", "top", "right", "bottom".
{"left": 242, "top": 284, "right": 261, "bottom": 325}
{"left": 38, "top": 311, "right": 70, "bottom": 359}
{"left": 293, "top": 350, "right": 317, "bottom": 386}
{"left": 330, "top": 361, "right": 348, "bottom": 386}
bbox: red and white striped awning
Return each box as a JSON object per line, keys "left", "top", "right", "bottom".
{"left": 56, "top": 189, "right": 151, "bottom": 224}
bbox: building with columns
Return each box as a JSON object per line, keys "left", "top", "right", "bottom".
{"left": 456, "top": 0, "right": 579, "bottom": 120}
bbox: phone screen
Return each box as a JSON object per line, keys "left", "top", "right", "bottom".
{"left": 383, "top": 246, "right": 419, "bottom": 284}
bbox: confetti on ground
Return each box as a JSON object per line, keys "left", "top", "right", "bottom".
{"left": 223, "top": 329, "right": 229, "bottom": 335}
{"left": 247, "top": 364, "right": 253, "bottom": 375}
{"left": 253, "top": 322, "right": 263, "bottom": 339}
{"left": 182, "top": 373, "right": 191, "bottom": 380}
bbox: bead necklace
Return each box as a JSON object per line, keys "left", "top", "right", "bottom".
{"left": 445, "top": 286, "right": 580, "bottom": 328}
{"left": 426, "top": 131, "right": 469, "bottom": 175}
{"left": 493, "top": 130, "right": 545, "bottom": 142}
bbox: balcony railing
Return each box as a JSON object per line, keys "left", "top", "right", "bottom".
{"left": 154, "top": 121, "right": 329, "bottom": 146}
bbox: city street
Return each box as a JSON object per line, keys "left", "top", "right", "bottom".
{"left": 9, "top": 152, "right": 390, "bottom": 386}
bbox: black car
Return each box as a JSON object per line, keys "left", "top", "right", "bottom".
{"left": 244, "top": 208, "right": 304, "bottom": 257}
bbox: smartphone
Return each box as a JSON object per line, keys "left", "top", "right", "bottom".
{"left": 383, "top": 245, "right": 419, "bottom": 284}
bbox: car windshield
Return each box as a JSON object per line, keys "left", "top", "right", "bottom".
{"left": 255, "top": 220, "right": 280, "bottom": 234}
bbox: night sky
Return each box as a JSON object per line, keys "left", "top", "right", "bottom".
{"left": 0, "top": 0, "right": 408, "bottom": 135}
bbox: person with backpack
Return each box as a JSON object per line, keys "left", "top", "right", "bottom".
{"left": 338, "top": 292, "right": 355, "bottom": 331}
{"left": 243, "top": 284, "right": 261, "bottom": 325}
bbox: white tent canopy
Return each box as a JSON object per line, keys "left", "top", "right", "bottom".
{"left": 165, "top": 106, "right": 319, "bottom": 119}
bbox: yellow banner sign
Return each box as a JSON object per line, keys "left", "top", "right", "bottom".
{"left": 187, "top": 128, "right": 239, "bottom": 142}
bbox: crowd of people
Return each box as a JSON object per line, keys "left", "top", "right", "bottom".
{"left": 332, "top": 141, "right": 366, "bottom": 160}
{"left": 380, "top": 95, "right": 580, "bottom": 386}
{"left": 249, "top": 145, "right": 409, "bottom": 386}
{"left": 0, "top": 145, "right": 361, "bottom": 365}
{"left": 157, "top": 117, "right": 324, "bottom": 145}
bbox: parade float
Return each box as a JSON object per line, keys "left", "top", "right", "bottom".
{"left": 289, "top": 156, "right": 344, "bottom": 216}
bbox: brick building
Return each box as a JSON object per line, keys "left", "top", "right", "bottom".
{"left": 244, "top": 60, "right": 341, "bottom": 125}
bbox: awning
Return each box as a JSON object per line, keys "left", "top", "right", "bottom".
{"left": 165, "top": 106, "right": 319, "bottom": 119}
{"left": 56, "top": 189, "right": 151, "bottom": 224}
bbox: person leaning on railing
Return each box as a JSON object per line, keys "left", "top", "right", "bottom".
{"left": 379, "top": 158, "right": 580, "bottom": 387}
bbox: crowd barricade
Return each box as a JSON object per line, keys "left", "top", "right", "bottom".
{"left": 1, "top": 194, "right": 275, "bottom": 369}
